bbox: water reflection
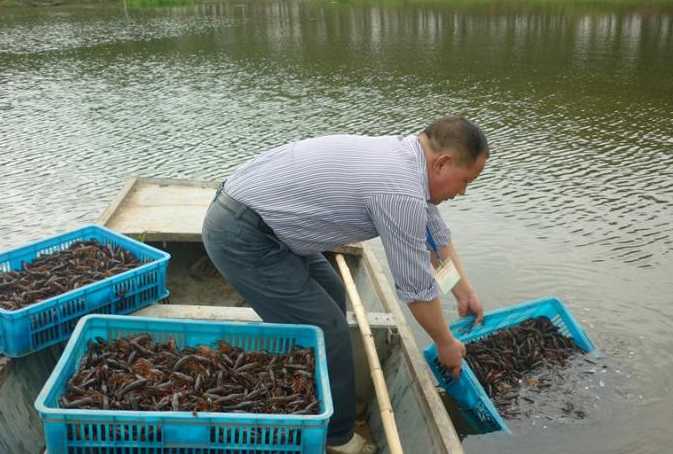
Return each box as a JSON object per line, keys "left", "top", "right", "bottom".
{"left": 180, "top": 2, "right": 673, "bottom": 85}
{"left": 3, "top": 2, "right": 673, "bottom": 75}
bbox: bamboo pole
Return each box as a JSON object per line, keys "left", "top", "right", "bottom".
{"left": 335, "top": 254, "right": 404, "bottom": 454}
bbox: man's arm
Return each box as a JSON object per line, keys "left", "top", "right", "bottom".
{"left": 408, "top": 297, "right": 465, "bottom": 377}
{"left": 366, "top": 194, "right": 467, "bottom": 374}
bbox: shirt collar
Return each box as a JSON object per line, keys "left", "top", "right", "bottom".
{"left": 404, "top": 134, "right": 431, "bottom": 202}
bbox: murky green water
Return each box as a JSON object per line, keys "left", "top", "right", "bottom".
{"left": 1, "top": 0, "right": 672, "bottom": 452}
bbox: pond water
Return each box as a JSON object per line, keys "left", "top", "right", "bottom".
{"left": 1, "top": 0, "right": 672, "bottom": 452}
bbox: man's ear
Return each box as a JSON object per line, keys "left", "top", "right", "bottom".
{"left": 435, "top": 153, "right": 455, "bottom": 171}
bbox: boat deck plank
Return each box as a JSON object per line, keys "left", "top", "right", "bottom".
{"left": 99, "top": 177, "right": 217, "bottom": 241}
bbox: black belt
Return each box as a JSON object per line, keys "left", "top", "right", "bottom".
{"left": 215, "top": 191, "right": 275, "bottom": 236}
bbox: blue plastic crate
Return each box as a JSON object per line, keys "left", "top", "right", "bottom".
{"left": 424, "top": 296, "right": 596, "bottom": 434}
{"left": 0, "top": 224, "right": 170, "bottom": 357}
{"left": 35, "top": 314, "right": 333, "bottom": 454}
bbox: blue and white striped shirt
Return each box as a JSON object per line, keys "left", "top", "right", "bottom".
{"left": 225, "top": 134, "right": 451, "bottom": 303}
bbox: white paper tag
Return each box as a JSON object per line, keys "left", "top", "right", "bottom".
{"left": 435, "top": 259, "right": 461, "bottom": 294}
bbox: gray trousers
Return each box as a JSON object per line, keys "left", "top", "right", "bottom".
{"left": 202, "top": 190, "right": 355, "bottom": 445}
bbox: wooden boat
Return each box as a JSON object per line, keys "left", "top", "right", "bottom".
{"left": 0, "top": 177, "right": 465, "bottom": 454}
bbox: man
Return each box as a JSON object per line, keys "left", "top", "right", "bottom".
{"left": 202, "top": 115, "right": 489, "bottom": 454}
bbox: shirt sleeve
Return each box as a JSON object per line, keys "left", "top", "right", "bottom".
{"left": 426, "top": 204, "right": 451, "bottom": 248}
{"left": 366, "top": 194, "right": 439, "bottom": 303}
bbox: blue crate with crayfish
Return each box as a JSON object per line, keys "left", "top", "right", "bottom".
{"left": 35, "top": 314, "right": 333, "bottom": 454}
{"left": 424, "top": 296, "right": 596, "bottom": 434}
{"left": 0, "top": 224, "right": 170, "bottom": 357}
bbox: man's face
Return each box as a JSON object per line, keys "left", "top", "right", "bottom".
{"left": 428, "top": 152, "right": 487, "bottom": 204}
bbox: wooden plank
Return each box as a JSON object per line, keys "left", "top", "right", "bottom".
{"left": 133, "top": 304, "right": 395, "bottom": 330}
{"left": 362, "top": 247, "right": 464, "bottom": 454}
{"left": 128, "top": 177, "right": 219, "bottom": 189}
{"left": 96, "top": 177, "right": 138, "bottom": 226}
{"left": 99, "top": 178, "right": 217, "bottom": 241}
{"left": 330, "top": 244, "right": 364, "bottom": 257}
{"left": 125, "top": 185, "right": 215, "bottom": 206}
{"left": 106, "top": 204, "right": 210, "bottom": 241}
{"left": 121, "top": 231, "right": 205, "bottom": 243}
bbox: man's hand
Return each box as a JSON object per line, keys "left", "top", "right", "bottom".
{"left": 452, "top": 281, "right": 484, "bottom": 324}
{"left": 437, "top": 338, "right": 466, "bottom": 378}
{"left": 408, "top": 297, "right": 466, "bottom": 378}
